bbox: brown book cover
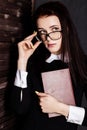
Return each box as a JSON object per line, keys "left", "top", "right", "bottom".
{"left": 41, "top": 68, "right": 76, "bottom": 118}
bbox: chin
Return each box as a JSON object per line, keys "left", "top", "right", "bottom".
{"left": 49, "top": 49, "right": 60, "bottom": 54}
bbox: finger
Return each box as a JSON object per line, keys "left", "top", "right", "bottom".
{"left": 19, "top": 40, "right": 34, "bottom": 49}
{"left": 35, "top": 91, "right": 47, "bottom": 97}
{"left": 24, "top": 40, "right": 41, "bottom": 51}
{"left": 33, "top": 41, "right": 42, "bottom": 50}
{"left": 24, "top": 32, "right": 37, "bottom": 41}
{"left": 23, "top": 43, "right": 30, "bottom": 50}
{"left": 30, "top": 43, "right": 34, "bottom": 49}
{"left": 23, "top": 42, "right": 32, "bottom": 50}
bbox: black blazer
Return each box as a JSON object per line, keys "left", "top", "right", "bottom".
{"left": 10, "top": 59, "right": 87, "bottom": 130}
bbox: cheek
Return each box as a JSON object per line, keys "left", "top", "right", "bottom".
{"left": 57, "top": 38, "right": 62, "bottom": 48}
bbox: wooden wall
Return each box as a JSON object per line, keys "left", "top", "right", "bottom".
{"left": 0, "top": 0, "right": 32, "bottom": 129}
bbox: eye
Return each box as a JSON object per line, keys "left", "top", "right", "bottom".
{"left": 52, "top": 27, "right": 59, "bottom": 31}
{"left": 38, "top": 30, "right": 47, "bottom": 34}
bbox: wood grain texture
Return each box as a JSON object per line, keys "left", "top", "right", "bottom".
{"left": 0, "top": 0, "right": 32, "bottom": 129}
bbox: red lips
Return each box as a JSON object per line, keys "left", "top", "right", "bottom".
{"left": 48, "top": 43, "right": 56, "bottom": 47}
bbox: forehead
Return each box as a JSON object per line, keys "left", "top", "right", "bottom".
{"left": 37, "top": 15, "right": 61, "bottom": 29}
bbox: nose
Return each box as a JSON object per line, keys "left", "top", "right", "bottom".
{"left": 46, "top": 34, "right": 52, "bottom": 41}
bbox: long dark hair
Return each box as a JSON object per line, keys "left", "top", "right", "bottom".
{"left": 33, "top": 1, "right": 87, "bottom": 85}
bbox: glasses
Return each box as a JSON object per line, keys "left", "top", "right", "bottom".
{"left": 38, "top": 31, "right": 62, "bottom": 42}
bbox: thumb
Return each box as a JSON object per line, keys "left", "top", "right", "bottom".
{"left": 34, "top": 41, "right": 42, "bottom": 50}
{"left": 35, "top": 91, "right": 47, "bottom": 97}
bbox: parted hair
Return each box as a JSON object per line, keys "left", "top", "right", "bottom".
{"left": 33, "top": 1, "right": 87, "bottom": 85}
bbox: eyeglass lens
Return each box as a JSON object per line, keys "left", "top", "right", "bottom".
{"left": 39, "top": 31, "right": 62, "bottom": 41}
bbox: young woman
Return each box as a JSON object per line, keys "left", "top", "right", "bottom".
{"left": 10, "top": 1, "right": 87, "bottom": 130}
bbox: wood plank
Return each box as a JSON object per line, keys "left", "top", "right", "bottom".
{"left": 0, "top": 32, "right": 22, "bottom": 42}
{"left": 0, "top": 19, "right": 22, "bottom": 32}
{"left": 0, "top": 0, "right": 32, "bottom": 130}
{"left": 0, "top": 77, "right": 7, "bottom": 85}
{"left": 0, "top": 1, "right": 21, "bottom": 17}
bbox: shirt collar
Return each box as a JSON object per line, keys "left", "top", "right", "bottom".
{"left": 46, "top": 53, "right": 61, "bottom": 63}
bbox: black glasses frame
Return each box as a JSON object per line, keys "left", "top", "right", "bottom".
{"left": 38, "top": 30, "right": 62, "bottom": 41}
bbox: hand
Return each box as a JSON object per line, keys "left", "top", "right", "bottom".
{"left": 17, "top": 32, "right": 41, "bottom": 70}
{"left": 35, "top": 91, "right": 69, "bottom": 117}
{"left": 18, "top": 32, "right": 41, "bottom": 62}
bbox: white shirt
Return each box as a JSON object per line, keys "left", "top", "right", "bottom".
{"left": 14, "top": 53, "right": 85, "bottom": 125}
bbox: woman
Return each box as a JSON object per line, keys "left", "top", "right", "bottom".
{"left": 10, "top": 1, "right": 87, "bottom": 130}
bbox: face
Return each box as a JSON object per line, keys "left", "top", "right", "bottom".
{"left": 37, "top": 15, "right": 62, "bottom": 54}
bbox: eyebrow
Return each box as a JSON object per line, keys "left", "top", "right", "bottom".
{"left": 49, "top": 25, "right": 60, "bottom": 29}
{"left": 37, "top": 25, "right": 60, "bottom": 30}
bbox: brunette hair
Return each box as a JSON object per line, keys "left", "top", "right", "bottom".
{"left": 33, "top": 1, "right": 87, "bottom": 85}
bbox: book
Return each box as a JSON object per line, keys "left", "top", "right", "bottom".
{"left": 41, "top": 68, "right": 76, "bottom": 118}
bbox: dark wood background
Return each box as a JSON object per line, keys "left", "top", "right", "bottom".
{"left": 0, "top": 0, "right": 32, "bottom": 129}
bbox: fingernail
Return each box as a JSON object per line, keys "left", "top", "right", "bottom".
{"left": 35, "top": 91, "right": 39, "bottom": 94}
{"left": 33, "top": 31, "right": 37, "bottom": 34}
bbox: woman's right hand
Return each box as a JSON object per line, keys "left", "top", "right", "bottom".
{"left": 17, "top": 32, "right": 41, "bottom": 71}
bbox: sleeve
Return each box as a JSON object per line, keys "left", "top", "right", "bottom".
{"left": 67, "top": 106, "right": 85, "bottom": 125}
{"left": 14, "top": 70, "right": 28, "bottom": 88}
{"left": 10, "top": 71, "right": 32, "bottom": 115}
{"left": 14, "top": 70, "right": 28, "bottom": 101}
{"left": 67, "top": 81, "right": 87, "bottom": 126}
